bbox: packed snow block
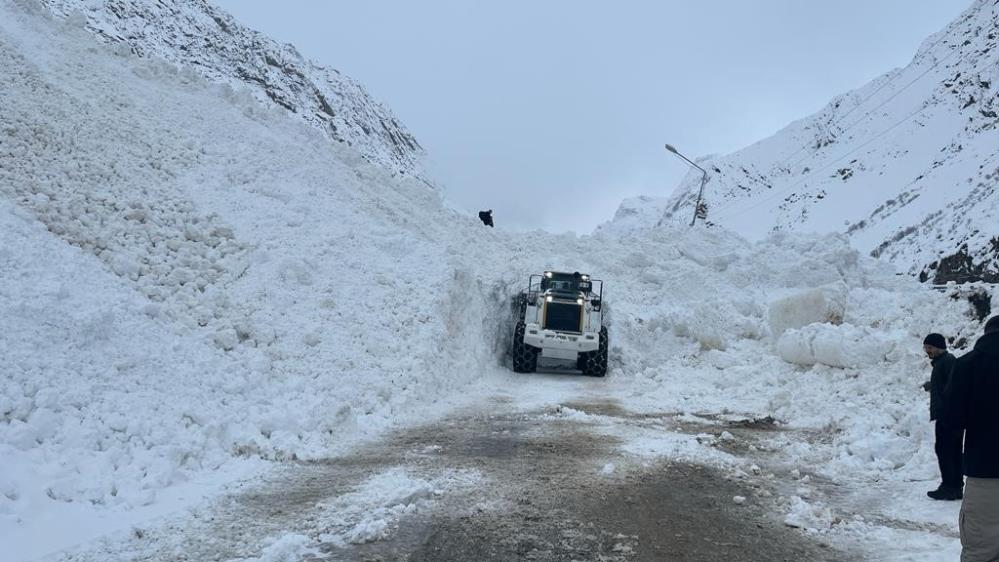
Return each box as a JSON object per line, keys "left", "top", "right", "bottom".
{"left": 768, "top": 284, "right": 847, "bottom": 338}
{"left": 672, "top": 303, "right": 729, "bottom": 350}
{"left": 776, "top": 323, "right": 896, "bottom": 368}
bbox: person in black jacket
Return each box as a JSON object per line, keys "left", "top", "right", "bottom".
{"left": 947, "top": 315, "right": 999, "bottom": 561}
{"left": 921, "top": 333, "right": 962, "bottom": 500}
{"left": 478, "top": 210, "right": 494, "bottom": 227}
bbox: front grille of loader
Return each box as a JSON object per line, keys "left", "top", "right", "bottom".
{"left": 544, "top": 301, "right": 582, "bottom": 333}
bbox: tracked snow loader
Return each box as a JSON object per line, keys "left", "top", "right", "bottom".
{"left": 510, "top": 271, "right": 608, "bottom": 376}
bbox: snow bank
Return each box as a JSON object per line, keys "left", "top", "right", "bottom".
{"left": 0, "top": 6, "right": 493, "bottom": 554}
{"left": 0, "top": 198, "right": 238, "bottom": 509}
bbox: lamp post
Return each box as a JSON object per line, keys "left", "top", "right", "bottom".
{"left": 665, "top": 143, "right": 708, "bottom": 227}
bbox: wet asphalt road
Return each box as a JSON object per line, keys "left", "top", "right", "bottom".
{"left": 336, "top": 402, "right": 846, "bottom": 562}
{"left": 58, "top": 398, "right": 852, "bottom": 562}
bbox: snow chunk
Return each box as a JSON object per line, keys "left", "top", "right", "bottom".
{"left": 784, "top": 496, "right": 835, "bottom": 531}
{"left": 344, "top": 517, "right": 391, "bottom": 544}
{"left": 354, "top": 469, "right": 436, "bottom": 508}
{"left": 229, "top": 534, "right": 320, "bottom": 562}
{"left": 776, "top": 323, "right": 897, "bottom": 368}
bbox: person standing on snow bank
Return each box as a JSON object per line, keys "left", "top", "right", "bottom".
{"left": 946, "top": 315, "right": 999, "bottom": 562}
{"left": 478, "top": 210, "right": 494, "bottom": 227}
{"left": 922, "top": 333, "right": 963, "bottom": 501}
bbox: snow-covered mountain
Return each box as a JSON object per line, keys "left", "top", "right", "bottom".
{"left": 619, "top": 0, "right": 998, "bottom": 283}
{"left": 35, "top": 0, "right": 425, "bottom": 179}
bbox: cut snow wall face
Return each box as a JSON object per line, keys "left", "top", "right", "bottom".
{"left": 436, "top": 267, "right": 522, "bottom": 373}
{"left": 768, "top": 284, "right": 847, "bottom": 339}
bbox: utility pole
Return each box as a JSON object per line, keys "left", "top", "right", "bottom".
{"left": 665, "top": 143, "right": 708, "bottom": 227}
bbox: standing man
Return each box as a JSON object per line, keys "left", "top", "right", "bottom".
{"left": 947, "top": 315, "right": 999, "bottom": 561}
{"left": 922, "top": 333, "right": 962, "bottom": 500}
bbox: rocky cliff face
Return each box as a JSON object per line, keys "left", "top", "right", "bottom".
{"left": 615, "top": 0, "right": 998, "bottom": 283}
{"left": 36, "top": 0, "right": 426, "bottom": 180}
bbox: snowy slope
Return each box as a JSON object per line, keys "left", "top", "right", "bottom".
{"left": 619, "top": 0, "right": 999, "bottom": 282}
{"left": 0, "top": 5, "right": 474, "bottom": 557}
{"left": 597, "top": 195, "right": 674, "bottom": 236}
{"left": 1, "top": 1, "right": 996, "bottom": 560}
{"left": 34, "top": 0, "right": 425, "bottom": 179}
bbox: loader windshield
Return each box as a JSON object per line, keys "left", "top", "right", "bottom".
{"left": 548, "top": 280, "right": 577, "bottom": 291}
{"left": 541, "top": 272, "right": 591, "bottom": 294}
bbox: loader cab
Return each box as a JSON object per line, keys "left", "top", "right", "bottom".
{"left": 540, "top": 271, "right": 592, "bottom": 295}
{"left": 535, "top": 271, "right": 601, "bottom": 310}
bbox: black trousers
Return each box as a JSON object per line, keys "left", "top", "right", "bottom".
{"left": 935, "top": 421, "right": 965, "bottom": 490}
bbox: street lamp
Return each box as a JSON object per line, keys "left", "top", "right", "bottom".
{"left": 665, "top": 143, "right": 708, "bottom": 227}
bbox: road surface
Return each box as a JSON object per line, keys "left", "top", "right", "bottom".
{"left": 62, "top": 385, "right": 854, "bottom": 561}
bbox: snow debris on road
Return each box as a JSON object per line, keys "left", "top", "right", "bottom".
{"left": 226, "top": 534, "right": 321, "bottom": 562}
{"left": 315, "top": 468, "right": 480, "bottom": 548}
{"left": 784, "top": 495, "right": 836, "bottom": 532}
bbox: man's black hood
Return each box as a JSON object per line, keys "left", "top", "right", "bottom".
{"left": 974, "top": 331, "right": 999, "bottom": 357}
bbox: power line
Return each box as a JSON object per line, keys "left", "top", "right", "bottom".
{"left": 697, "top": 30, "right": 963, "bottom": 223}
{"left": 667, "top": 5, "right": 993, "bottom": 227}
{"left": 834, "top": 29, "right": 955, "bottom": 127}
{"left": 776, "top": 44, "right": 962, "bottom": 182}
{"left": 740, "top": 39, "right": 956, "bottom": 184}
{"left": 705, "top": 40, "right": 973, "bottom": 223}
{"left": 768, "top": 31, "right": 959, "bottom": 179}
{"left": 711, "top": 101, "right": 934, "bottom": 223}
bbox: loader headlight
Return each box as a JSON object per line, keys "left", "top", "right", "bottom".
{"left": 581, "top": 275, "right": 590, "bottom": 281}
{"left": 576, "top": 298, "right": 584, "bottom": 305}
{"left": 544, "top": 271, "right": 553, "bottom": 278}
{"left": 546, "top": 295, "right": 553, "bottom": 302}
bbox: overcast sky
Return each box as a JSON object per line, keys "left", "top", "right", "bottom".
{"left": 214, "top": 1, "right": 969, "bottom": 233}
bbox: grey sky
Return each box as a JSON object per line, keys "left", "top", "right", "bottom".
{"left": 214, "top": 1, "right": 969, "bottom": 233}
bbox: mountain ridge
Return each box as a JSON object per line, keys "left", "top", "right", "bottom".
{"left": 35, "top": 0, "right": 427, "bottom": 181}
{"left": 614, "top": 0, "right": 998, "bottom": 282}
